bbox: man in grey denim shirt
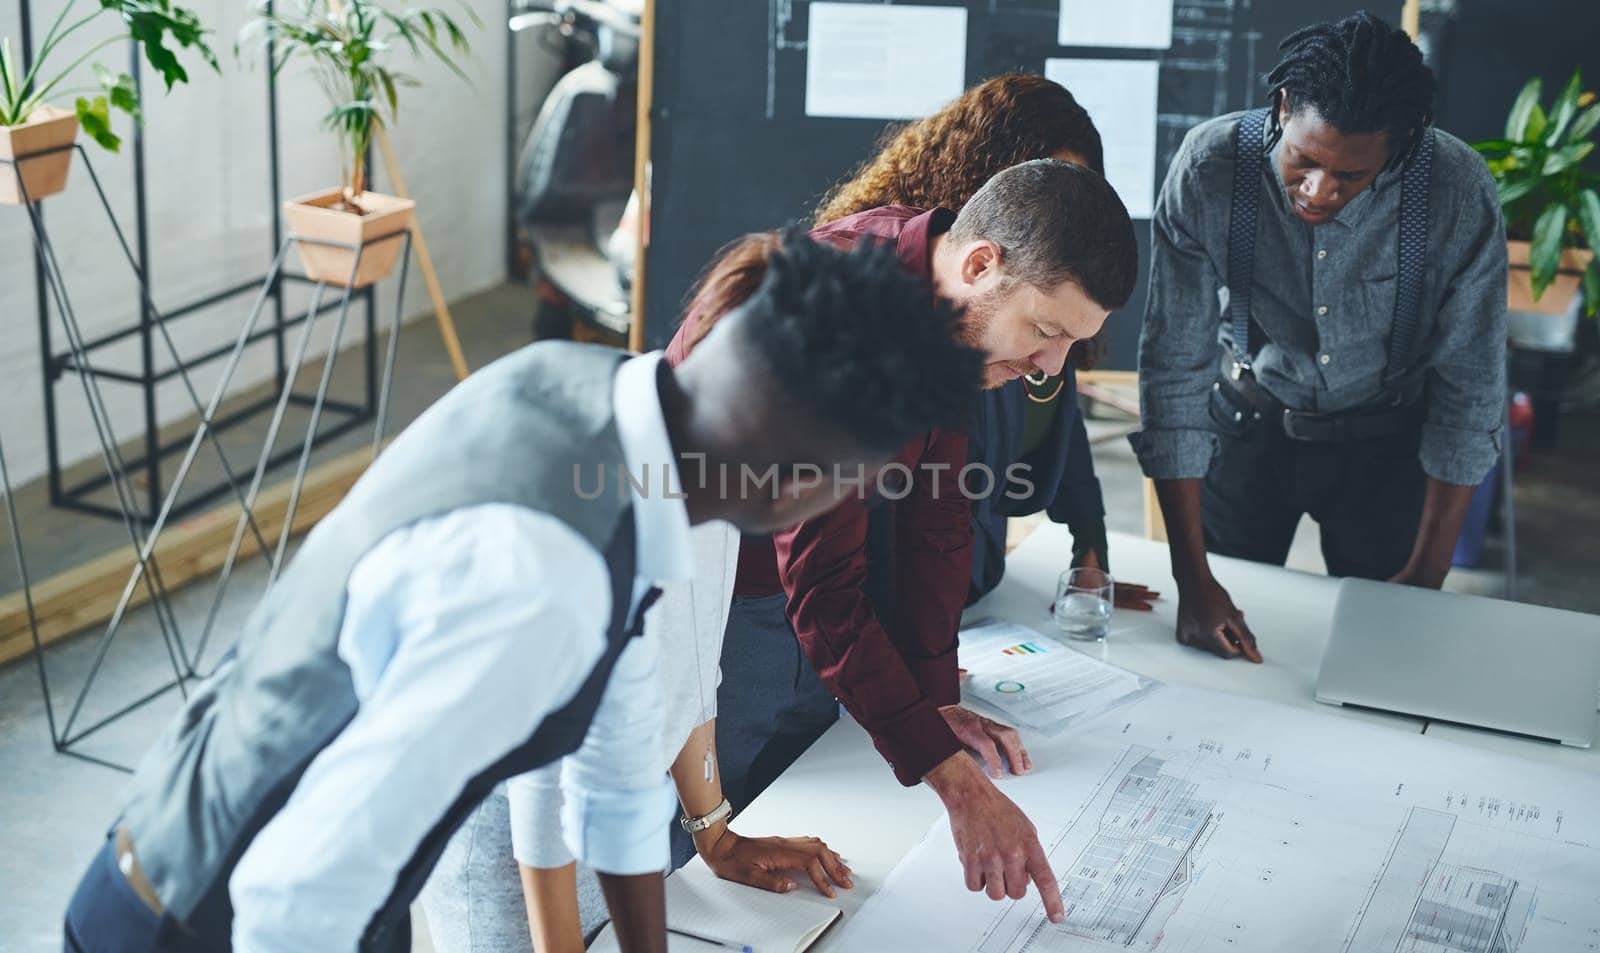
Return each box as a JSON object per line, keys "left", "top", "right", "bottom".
{"left": 1131, "top": 13, "right": 1506, "bottom": 662}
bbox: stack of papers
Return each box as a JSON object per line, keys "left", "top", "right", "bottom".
{"left": 958, "top": 621, "right": 1155, "bottom": 732}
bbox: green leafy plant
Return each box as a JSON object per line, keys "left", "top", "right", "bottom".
{"left": 0, "top": 0, "right": 217, "bottom": 153}
{"left": 1474, "top": 69, "right": 1600, "bottom": 316}
{"left": 239, "top": 0, "right": 477, "bottom": 214}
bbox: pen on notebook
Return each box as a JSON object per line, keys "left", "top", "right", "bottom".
{"left": 665, "top": 925, "right": 754, "bottom": 952}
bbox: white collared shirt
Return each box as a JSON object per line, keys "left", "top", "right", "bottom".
{"left": 509, "top": 518, "right": 739, "bottom": 870}
{"left": 228, "top": 352, "right": 691, "bottom": 953}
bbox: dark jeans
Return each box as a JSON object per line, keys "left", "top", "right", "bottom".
{"left": 66, "top": 837, "right": 412, "bottom": 953}
{"left": 64, "top": 840, "right": 182, "bottom": 953}
{"left": 707, "top": 592, "right": 838, "bottom": 808}
{"left": 1201, "top": 403, "right": 1427, "bottom": 580}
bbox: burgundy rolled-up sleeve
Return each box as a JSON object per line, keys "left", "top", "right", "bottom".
{"left": 889, "top": 427, "right": 972, "bottom": 709}
{"left": 772, "top": 431, "right": 971, "bottom": 786}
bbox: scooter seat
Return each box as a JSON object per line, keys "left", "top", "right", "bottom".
{"left": 518, "top": 60, "right": 637, "bottom": 225}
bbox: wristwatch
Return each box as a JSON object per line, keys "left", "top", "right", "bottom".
{"left": 679, "top": 797, "right": 732, "bottom": 834}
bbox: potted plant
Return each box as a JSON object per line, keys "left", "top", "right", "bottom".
{"left": 241, "top": 0, "right": 476, "bottom": 288}
{"left": 1474, "top": 70, "right": 1600, "bottom": 318}
{"left": 0, "top": 0, "right": 215, "bottom": 206}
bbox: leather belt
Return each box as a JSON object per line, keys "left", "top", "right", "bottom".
{"left": 1217, "top": 355, "right": 1420, "bottom": 444}
{"left": 1278, "top": 404, "right": 1415, "bottom": 442}
{"left": 114, "top": 825, "right": 166, "bottom": 917}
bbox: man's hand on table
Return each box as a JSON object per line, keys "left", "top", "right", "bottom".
{"left": 940, "top": 704, "right": 1031, "bottom": 777}
{"left": 923, "top": 753, "right": 1065, "bottom": 923}
{"left": 1175, "top": 575, "right": 1262, "bottom": 662}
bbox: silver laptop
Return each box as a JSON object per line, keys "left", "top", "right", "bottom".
{"left": 1316, "top": 578, "right": 1600, "bottom": 748}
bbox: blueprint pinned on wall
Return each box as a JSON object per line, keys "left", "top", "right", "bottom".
{"left": 832, "top": 685, "right": 1600, "bottom": 952}
{"left": 1059, "top": 0, "right": 1173, "bottom": 49}
{"left": 804, "top": 3, "right": 968, "bottom": 120}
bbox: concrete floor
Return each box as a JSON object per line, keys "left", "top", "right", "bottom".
{"left": 2, "top": 287, "right": 1598, "bottom": 951}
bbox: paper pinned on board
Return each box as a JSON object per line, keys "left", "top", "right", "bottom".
{"left": 959, "top": 621, "right": 1154, "bottom": 733}
{"left": 1044, "top": 58, "right": 1160, "bottom": 218}
{"left": 1058, "top": 0, "right": 1173, "bottom": 50}
{"left": 805, "top": 3, "right": 968, "bottom": 120}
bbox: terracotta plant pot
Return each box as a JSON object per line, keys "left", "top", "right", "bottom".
{"left": 0, "top": 106, "right": 80, "bottom": 206}
{"left": 282, "top": 188, "right": 416, "bottom": 288}
{"left": 1507, "top": 239, "right": 1594, "bottom": 315}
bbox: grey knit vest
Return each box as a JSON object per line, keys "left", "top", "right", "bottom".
{"left": 117, "top": 342, "right": 646, "bottom": 950}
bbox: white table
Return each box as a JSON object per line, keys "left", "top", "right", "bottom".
{"left": 682, "top": 525, "right": 1596, "bottom": 951}
{"left": 967, "top": 526, "right": 1423, "bottom": 731}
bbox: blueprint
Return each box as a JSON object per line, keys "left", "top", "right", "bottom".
{"left": 1345, "top": 808, "right": 1536, "bottom": 953}
{"left": 831, "top": 685, "right": 1600, "bottom": 952}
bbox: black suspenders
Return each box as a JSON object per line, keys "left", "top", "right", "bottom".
{"left": 1226, "top": 108, "right": 1435, "bottom": 399}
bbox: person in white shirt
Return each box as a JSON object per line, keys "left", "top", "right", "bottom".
{"left": 63, "top": 231, "right": 985, "bottom": 953}
{"left": 421, "top": 299, "right": 858, "bottom": 953}
{"left": 422, "top": 522, "right": 860, "bottom": 953}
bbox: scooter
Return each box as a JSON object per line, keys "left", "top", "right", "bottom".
{"left": 509, "top": 0, "right": 642, "bottom": 343}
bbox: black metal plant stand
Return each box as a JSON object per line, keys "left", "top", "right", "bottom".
{"left": 2, "top": 145, "right": 272, "bottom": 770}
{"left": 155, "top": 229, "right": 414, "bottom": 673}
{"left": 8, "top": 0, "right": 391, "bottom": 767}
{"left": 1500, "top": 361, "right": 1519, "bottom": 601}
{"left": 18, "top": 0, "right": 381, "bottom": 529}
{"left": 3, "top": 145, "right": 414, "bottom": 769}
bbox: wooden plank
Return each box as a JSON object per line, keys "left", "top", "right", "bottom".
{"left": 1401, "top": 0, "right": 1420, "bottom": 39}
{"left": 0, "top": 444, "right": 377, "bottom": 667}
{"left": 629, "top": 0, "right": 656, "bottom": 354}
{"left": 1143, "top": 478, "right": 1168, "bottom": 543}
{"left": 376, "top": 125, "right": 471, "bottom": 382}
{"left": 1076, "top": 369, "right": 1137, "bottom": 387}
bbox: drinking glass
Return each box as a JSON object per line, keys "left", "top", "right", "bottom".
{"left": 1054, "top": 567, "right": 1114, "bottom": 642}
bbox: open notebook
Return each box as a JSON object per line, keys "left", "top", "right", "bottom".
{"left": 589, "top": 865, "right": 842, "bottom": 953}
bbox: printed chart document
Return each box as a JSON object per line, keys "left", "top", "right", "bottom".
{"left": 959, "top": 621, "right": 1154, "bottom": 732}
{"left": 1044, "top": 58, "right": 1160, "bottom": 218}
{"left": 805, "top": 3, "right": 967, "bottom": 120}
{"left": 590, "top": 864, "right": 841, "bottom": 953}
{"left": 1059, "top": 0, "right": 1173, "bottom": 49}
{"left": 833, "top": 684, "right": 1600, "bottom": 952}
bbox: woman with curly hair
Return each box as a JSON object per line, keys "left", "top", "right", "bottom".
{"left": 819, "top": 72, "right": 1158, "bottom": 608}
{"left": 815, "top": 73, "right": 1105, "bottom": 224}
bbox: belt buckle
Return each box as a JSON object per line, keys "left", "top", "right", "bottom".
{"left": 1280, "top": 408, "right": 1322, "bottom": 442}
{"left": 1229, "top": 360, "right": 1250, "bottom": 382}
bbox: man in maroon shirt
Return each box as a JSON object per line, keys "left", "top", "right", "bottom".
{"left": 667, "top": 160, "right": 1137, "bottom": 918}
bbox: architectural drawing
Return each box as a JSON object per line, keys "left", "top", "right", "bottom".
{"left": 1345, "top": 809, "right": 1535, "bottom": 953}
{"left": 978, "top": 747, "right": 1217, "bottom": 952}
{"left": 828, "top": 685, "right": 1600, "bottom": 953}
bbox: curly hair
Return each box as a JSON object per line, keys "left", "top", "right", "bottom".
{"left": 814, "top": 73, "right": 1104, "bottom": 225}
{"left": 694, "top": 228, "right": 983, "bottom": 451}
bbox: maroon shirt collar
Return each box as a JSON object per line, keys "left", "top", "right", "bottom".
{"left": 810, "top": 204, "right": 956, "bottom": 281}
{"left": 893, "top": 206, "right": 956, "bottom": 280}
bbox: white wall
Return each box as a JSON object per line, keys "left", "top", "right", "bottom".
{"left": 0, "top": 0, "right": 512, "bottom": 487}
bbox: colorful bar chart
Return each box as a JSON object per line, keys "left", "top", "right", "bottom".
{"left": 1002, "top": 641, "right": 1048, "bottom": 656}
